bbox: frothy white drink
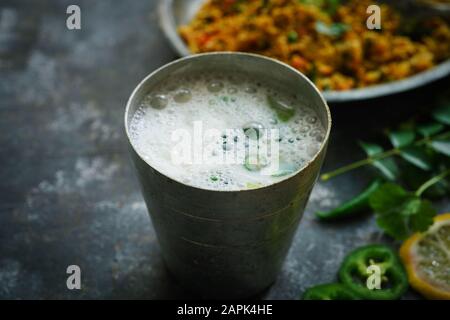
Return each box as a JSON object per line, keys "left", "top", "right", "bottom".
{"left": 129, "top": 73, "right": 325, "bottom": 191}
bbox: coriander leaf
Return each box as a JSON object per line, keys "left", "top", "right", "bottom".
{"left": 375, "top": 208, "right": 410, "bottom": 241}
{"left": 433, "top": 103, "right": 450, "bottom": 125}
{"left": 359, "top": 142, "right": 399, "bottom": 181}
{"left": 370, "top": 183, "right": 436, "bottom": 240}
{"left": 409, "top": 199, "right": 436, "bottom": 233}
{"left": 400, "top": 146, "right": 433, "bottom": 171}
{"left": 369, "top": 183, "right": 408, "bottom": 213}
{"left": 417, "top": 122, "right": 444, "bottom": 138}
{"left": 388, "top": 130, "right": 415, "bottom": 148}
{"left": 430, "top": 138, "right": 450, "bottom": 157}
{"left": 369, "top": 183, "right": 410, "bottom": 240}
{"left": 401, "top": 197, "right": 422, "bottom": 216}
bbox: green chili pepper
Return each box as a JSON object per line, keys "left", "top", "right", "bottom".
{"left": 315, "top": 179, "right": 382, "bottom": 220}
{"left": 302, "top": 283, "right": 360, "bottom": 300}
{"left": 338, "top": 245, "right": 408, "bottom": 300}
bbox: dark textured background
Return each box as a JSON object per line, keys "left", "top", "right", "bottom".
{"left": 0, "top": 0, "right": 448, "bottom": 299}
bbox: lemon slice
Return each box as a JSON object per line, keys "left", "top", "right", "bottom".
{"left": 400, "top": 213, "right": 450, "bottom": 300}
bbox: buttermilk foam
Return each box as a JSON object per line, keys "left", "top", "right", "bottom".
{"left": 129, "top": 73, "right": 325, "bottom": 191}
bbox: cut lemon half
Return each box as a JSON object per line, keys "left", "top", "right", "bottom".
{"left": 400, "top": 213, "right": 450, "bottom": 300}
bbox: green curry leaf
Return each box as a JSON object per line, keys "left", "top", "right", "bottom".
{"left": 400, "top": 146, "right": 433, "bottom": 171}
{"left": 388, "top": 130, "right": 415, "bottom": 148}
{"left": 432, "top": 104, "right": 450, "bottom": 125}
{"left": 417, "top": 122, "right": 444, "bottom": 138}
{"left": 359, "top": 142, "right": 399, "bottom": 181}
{"left": 430, "top": 138, "right": 450, "bottom": 157}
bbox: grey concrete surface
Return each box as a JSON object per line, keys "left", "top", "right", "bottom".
{"left": 0, "top": 0, "right": 448, "bottom": 299}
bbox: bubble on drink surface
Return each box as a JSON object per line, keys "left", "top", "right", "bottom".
{"left": 307, "top": 116, "right": 318, "bottom": 124}
{"left": 243, "top": 122, "right": 264, "bottom": 140}
{"left": 228, "top": 87, "right": 238, "bottom": 94}
{"left": 207, "top": 81, "right": 224, "bottom": 93}
{"left": 245, "top": 86, "right": 257, "bottom": 94}
{"left": 309, "top": 128, "right": 324, "bottom": 140}
{"left": 299, "top": 125, "right": 311, "bottom": 133}
{"left": 149, "top": 94, "right": 168, "bottom": 110}
{"left": 174, "top": 88, "right": 192, "bottom": 103}
{"left": 245, "top": 154, "right": 269, "bottom": 171}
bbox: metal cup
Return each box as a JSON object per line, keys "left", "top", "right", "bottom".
{"left": 124, "top": 52, "right": 331, "bottom": 298}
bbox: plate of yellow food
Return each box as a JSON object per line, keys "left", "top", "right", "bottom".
{"left": 159, "top": 0, "right": 450, "bottom": 102}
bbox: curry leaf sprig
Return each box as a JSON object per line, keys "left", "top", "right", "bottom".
{"left": 317, "top": 103, "right": 450, "bottom": 240}
{"left": 321, "top": 104, "right": 450, "bottom": 182}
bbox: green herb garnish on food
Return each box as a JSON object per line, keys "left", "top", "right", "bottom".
{"left": 315, "top": 21, "right": 349, "bottom": 37}
{"left": 287, "top": 31, "right": 298, "bottom": 43}
{"left": 324, "top": 0, "right": 341, "bottom": 15}
{"left": 267, "top": 95, "right": 295, "bottom": 122}
{"left": 299, "top": 0, "right": 341, "bottom": 15}
{"left": 298, "top": 0, "right": 324, "bottom": 6}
